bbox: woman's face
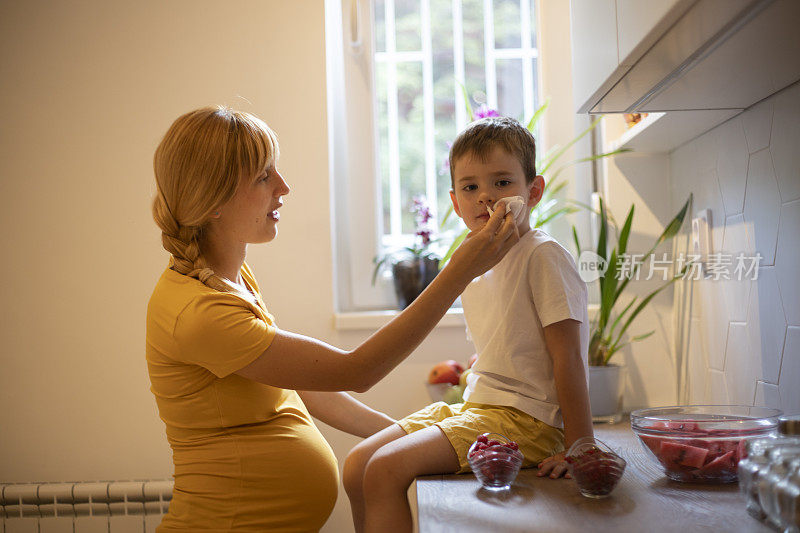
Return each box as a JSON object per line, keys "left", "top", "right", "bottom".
{"left": 215, "top": 163, "right": 291, "bottom": 245}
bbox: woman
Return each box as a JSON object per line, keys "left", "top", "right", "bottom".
{"left": 146, "top": 106, "right": 518, "bottom": 531}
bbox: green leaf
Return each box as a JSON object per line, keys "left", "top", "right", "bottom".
{"left": 608, "top": 296, "right": 637, "bottom": 339}
{"left": 599, "top": 248, "right": 619, "bottom": 333}
{"left": 440, "top": 204, "right": 455, "bottom": 227}
{"left": 572, "top": 225, "right": 581, "bottom": 257}
{"left": 458, "top": 81, "right": 474, "bottom": 122}
{"left": 610, "top": 274, "right": 681, "bottom": 352}
{"left": 631, "top": 331, "right": 655, "bottom": 342}
{"left": 536, "top": 206, "right": 579, "bottom": 228}
{"left": 617, "top": 204, "right": 635, "bottom": 257}
{"left": 439, "top": 228, "right": 468, "bottom": 267}
{"left": 527, "top": 97, "right": 550, "bottom": 132}
{"left": 539, "top": 116, "right": 603, "bottom": 176}
{"left": 597, "top": 197, "right": 608, "bottom": 262}
{"left": 642, "top": 193, "right": 692, "bottom": 259}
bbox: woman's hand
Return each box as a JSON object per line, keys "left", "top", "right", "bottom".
{"left": 446, "top": 200, "right": 520, "bottom": 283}
{"left": 537, "top": 451, "right": 571, "bottom": 479}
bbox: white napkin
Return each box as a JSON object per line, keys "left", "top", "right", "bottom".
{"left": 486, "top": 195, "right": 528, "bottom": 225}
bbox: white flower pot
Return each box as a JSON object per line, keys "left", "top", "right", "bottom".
{"left": 588, "top": 364, "right": 625, "bottom": 424}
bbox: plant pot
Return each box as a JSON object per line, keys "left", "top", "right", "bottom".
{"left": 391, "top": 256, "right": 439, "bottom": 309}
{"left": 588, "top": 364, "right": 625, "bottom": 424}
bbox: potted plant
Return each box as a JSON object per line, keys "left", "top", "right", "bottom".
{"left": 574, "top": 194, "right": 692, "bottom": 422}
{"left": 373, "top": 196, "right": 440, "bottom": 309}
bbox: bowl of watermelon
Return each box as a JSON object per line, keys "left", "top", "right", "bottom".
{"left": 631, "top": 405, "right": 782, "bottom": 483}
{"left": 467, "top": 433, "right": 524, "bottom": 491}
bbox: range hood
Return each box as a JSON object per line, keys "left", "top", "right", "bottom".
{"left": 582, "top": 0, "right": 800, "bottom": 114}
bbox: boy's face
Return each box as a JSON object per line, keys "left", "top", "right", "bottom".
{"left": 450, "top": 146, "right": 544, "bottom": 233}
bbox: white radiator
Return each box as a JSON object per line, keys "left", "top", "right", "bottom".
{"left": 1, "top": 480, "right": 172, "bottom": 533}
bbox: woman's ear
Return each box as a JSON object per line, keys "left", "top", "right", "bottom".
{"left": 526, "top": 175, "right": 545, "bottom": 207}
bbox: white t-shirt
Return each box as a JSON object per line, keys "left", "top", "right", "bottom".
{"left": 461, "top": 229, "right": 589, "bottom": 428}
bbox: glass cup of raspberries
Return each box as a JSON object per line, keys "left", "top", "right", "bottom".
{"left": 467, "top": 433, "right": 524, "bottom": 491}
{"left": 565, "top": 436, "right": 627, "bottom": 498}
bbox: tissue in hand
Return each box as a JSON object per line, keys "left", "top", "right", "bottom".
{"left": 486, "top": 196, "right": 528, "bottom": 225}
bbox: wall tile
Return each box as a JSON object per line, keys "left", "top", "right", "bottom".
{"left": 694, "top": 280, "right": 730, "bottom": 371}
{"left": 754, "top": 381, "right": 780, "bottom": 409}
{"left": 694, "top": 128, "right": 719, "bottom": 173}
{"left": 778, "top": 327, "right": 800, "bottom": 415}
{"left": 744, "top": 149, "right": 782, "bottom": 265}
{"left": 775, "top": 199, "right": 800, "bottom": 325}
{"left": 686, "top": 317, "right": 708, "bottom": 403}
{"left": 724, "top": 322, "right": 757, "bottom": 405}
{"left": 742, "top": 98, "right": 773, "bottom": 154}
{"left": 769, "top": 82, "right": 800, "bottom": 203}
{"left": 721, "top": 214, "right": 753, "bottom": 322}
{"left": 694, "top": 167, "right": 726, "bottom": 255}
{"left": 716, "top": 117, "right": 749, "bottom": 215}
{"left": 747, "top": 268, "right": 788, "bottom": 384}
{"left": 708, "top": 368, "right": 730, "bottom": 404}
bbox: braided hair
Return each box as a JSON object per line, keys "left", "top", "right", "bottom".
{"left": 152, "top": 106, "right": 279, "bottom": 291}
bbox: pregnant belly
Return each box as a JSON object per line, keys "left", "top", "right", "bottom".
{"left": 162, "top": 421, "right": 339, "bottom": 532}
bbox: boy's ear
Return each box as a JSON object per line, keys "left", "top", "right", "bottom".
{"left": 449, "top": 189, "right": 463, "bottom": 218}
{"left": 526, "top": 175, "right": 545, "bottom": 207}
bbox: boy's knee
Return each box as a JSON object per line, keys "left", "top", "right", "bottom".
{"left": 363, "top": 448, "right": 411, "bottom": 493}
{"left": 342, "top": 442, "right": 374, "bottom": 495}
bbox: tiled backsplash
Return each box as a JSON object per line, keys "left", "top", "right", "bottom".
{"left": 669, "top": 81, "right": 799, "bottom": 414}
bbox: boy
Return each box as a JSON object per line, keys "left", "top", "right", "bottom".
{"left": 343, "top": 116, "right": 593, "bottom": 533}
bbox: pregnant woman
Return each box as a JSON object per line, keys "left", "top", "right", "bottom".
{"left": 145, "top": 106, "right": 519, "bottom": 531}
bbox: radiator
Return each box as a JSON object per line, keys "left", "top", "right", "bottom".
{"left": 1, "top": 480, "right": 172, "bottom": 533}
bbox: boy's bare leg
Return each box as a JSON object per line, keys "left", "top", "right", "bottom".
{"left": 343, "top": 424, "right": 408, "bottom": 533}
{"left": 362, "top": 425, "right": 460, "bottom": 533}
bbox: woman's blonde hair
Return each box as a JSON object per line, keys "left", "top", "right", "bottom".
{"left": 152, "top": 106, "right": 279, "bottom": 291}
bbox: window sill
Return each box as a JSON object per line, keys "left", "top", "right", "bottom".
{"left": 334, "top": 308, "right": 466, "bottom": 331}
{"left": 334, "top": 304, "right": 600, "bottom": 331}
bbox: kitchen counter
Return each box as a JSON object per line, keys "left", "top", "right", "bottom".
{"left": 414, "top": 416, "right": 772, "bottom": 532}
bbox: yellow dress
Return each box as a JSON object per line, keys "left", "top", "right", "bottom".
{"left": 146, "top": 263, "right": 338, "bottom": 532}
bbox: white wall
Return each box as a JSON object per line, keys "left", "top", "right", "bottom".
{"left": 669, "top": 82, "right": 800, "bottom": 414}
{"left": 0, "top": 1, "right": 581, "bottom": 532}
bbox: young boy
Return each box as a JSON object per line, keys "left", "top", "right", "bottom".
{"left": 343, "top": 116, "right": 593, "bottom": 533}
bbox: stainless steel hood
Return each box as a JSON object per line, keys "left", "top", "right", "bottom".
{"left": 583, "top": 0, "right": 800, "bottom": 114}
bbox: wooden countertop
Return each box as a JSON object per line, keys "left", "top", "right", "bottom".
{"left": 414, "top": 416, "right": 773, "bottom": 533}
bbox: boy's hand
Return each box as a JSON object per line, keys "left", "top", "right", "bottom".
{"left": 537, "top": 452, "right": 571, "bottom": 479}
{"left": 448, "top": 201, "right": 519, "bottom": 282}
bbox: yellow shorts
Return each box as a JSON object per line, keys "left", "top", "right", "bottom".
{"left": 397, "top": 401, "right": 565, "bottom": 474}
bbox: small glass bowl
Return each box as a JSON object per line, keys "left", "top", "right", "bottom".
{"left": 467, "top": 433, "right": 524, "bottom": 491}
{"left": 631, "top": 405, "right": 782, "bottom": 483}
{"left": 565, "top": 436, "right": 627, "bottom": 498}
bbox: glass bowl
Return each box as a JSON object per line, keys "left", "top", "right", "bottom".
{"left": 565, "top": 436, "right": 627, "bottom": 498}
{"left": 467, "top": 433, "right": 524, "bottom": 491}
{"left": 631, "top": 405, "right": 782, "bottom": 483}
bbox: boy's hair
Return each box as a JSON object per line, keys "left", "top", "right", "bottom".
{"left": 448, "top": 116, "right": 537, "bottom": 189}
{"left": 152, "top": 106, "right": 279, "bottom": 293}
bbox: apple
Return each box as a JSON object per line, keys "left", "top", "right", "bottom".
{"left": 427, "top": 359, "right": 464, "bottom": 385}
{"left": 459, "top": 368, "right": 472, "bottom": 388}
{"left": 468, "top": 353, "right": 478, "bottom": 368}
{"left": 442, "top": 385, "right": 465, "bottom": 405}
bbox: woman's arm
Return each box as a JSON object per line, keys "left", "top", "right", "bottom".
{"left": 236, "top": 205, "right": 519, "bottom": 392}
{"left": 537, "top": 318, "right": 594, "bottom": 478}
{"left": 297, "top": 391, "right": 395, "bottom": 438}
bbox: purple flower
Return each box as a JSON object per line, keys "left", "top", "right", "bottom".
{"left": 416, "top": 229, "right": 432, "bottom": 246}
{"left": 475, "top": 105, "right": 500, "bottom": 119}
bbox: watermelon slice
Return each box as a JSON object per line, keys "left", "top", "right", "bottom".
{"left": 698, "top": 450, "right": 736, "bottom": 475}
{"left": 658, "top": 441, "right": 710, "bottom": 469}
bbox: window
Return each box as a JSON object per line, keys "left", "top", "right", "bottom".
{"left": 326, "top": 0, "right": 592, "bottom": 314}
{"left": 373, "top": 0, "right": 540, "bottom": 251}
